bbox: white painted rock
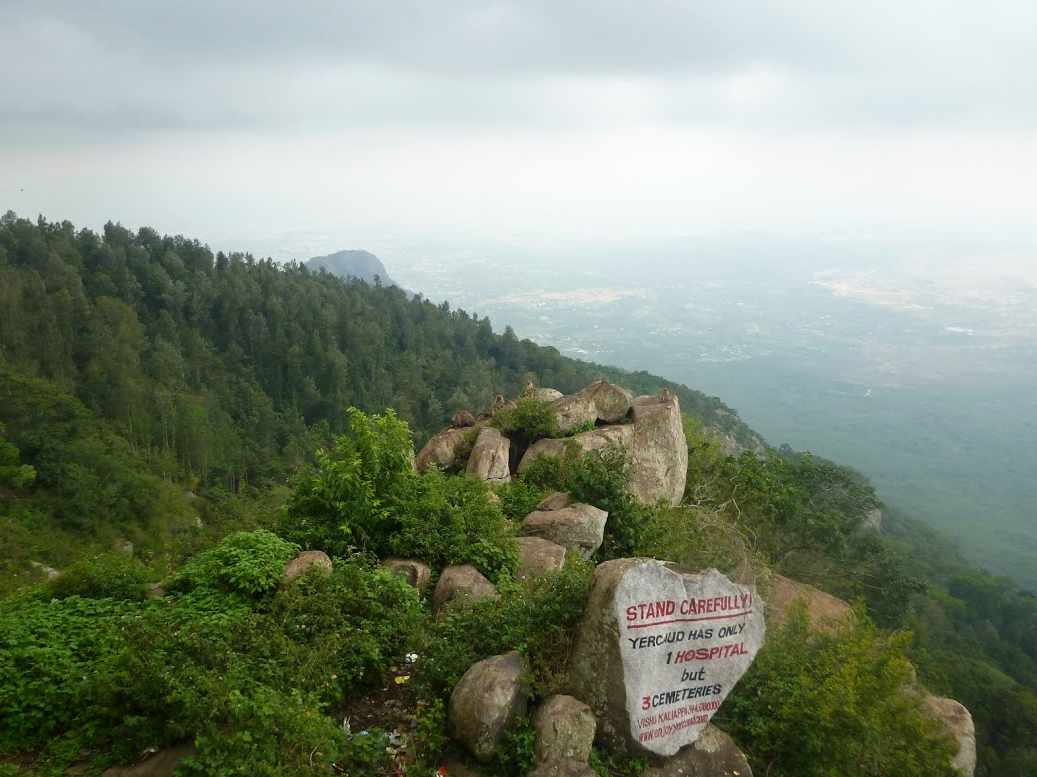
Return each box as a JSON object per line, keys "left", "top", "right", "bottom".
{"left": 570, "top": 559, "right": 764, "bottom": 756}
{"left": 522, "top": 504, "right": 608, "bottom": 558}
{"left": 466, "top": 427, "right": 511, "bottom": 483}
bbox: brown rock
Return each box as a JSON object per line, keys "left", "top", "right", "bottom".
{"left": 516, "top": 537, "right": 568, "bottom": 580}
{"left": 628, "top": 393, "right": 688, "bottom": 506}
{"left": 417, "top": 428, "right": 471, "bottom": 473}
{"left": 924, "top": 695, "right": 976, "bottom": 776}
{"left": 537, "top": 491, "right": 574, "bottom": 511}
{"left": 452, "top": 409, "right": 477, "bottom": 428}
{"left": 534, "top": 388, "right": 564, "bottom": 402}
{"left": 382, "top": 558, "right": 432, "bottom": 594}
{"left": 518, "top": 426, "right": 633, "bottom": 475}
{"left": 101, "top": 744, "right": 197, "bottom": 777}
{"left": 432, "top": 565, "right": 498, "bottom": 613}
{"left": 552, "top": 381, "right": 634, "bottom": 433}
{"left": 522, "top": 504, "right": 607, "bottom": 558}
{"left": 466, "top": 427, "right": 512, "bottom": 483}
{"left": 534, "top": 695, "right": 596, "bottom": 764}
{"left": 766, "top": 574, "right": 853, "bottom": 633}
{"left": 449, "top": 651, "right": 529, "bottom": 762}
{"left": 282, "top": 550, "right": 333, "bottom": 583}
{"left": 642, "top": 725, "right": 753, "bottom": 777}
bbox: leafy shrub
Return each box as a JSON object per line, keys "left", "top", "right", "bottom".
{"left": 495, "top": 479, "right": 549, "bottom": 521}
{"left": 389, "top": 470, "right": 518, "bottom": 581}
{"left": 49, "top": 552, "right": 152, "bottom": 601}
{"left": 281, "top": 407, "right": 414, "bottom": 555}
{"left": 492, "top": 397, "right": 559, "bottom": 442}
{"left": 719, "top": 606, "right": 957, "bottom": 777}
{"left": 171, "top": 529, "right": 298, "bottom": 596}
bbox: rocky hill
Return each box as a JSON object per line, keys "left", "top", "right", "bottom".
{"left": 306, "top": 248, "right": 398, "bottom": 286}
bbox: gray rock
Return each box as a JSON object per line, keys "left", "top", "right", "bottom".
{"left": 452, "top": 409, "right": 477, "bottom": 428}
{"left": 859, "top": 507, "right": 883, "bottom": 533}
{"left": 466, "top": 427, "right": 511, "bottom": 483}
{"left": 534, "top": 695, "right": 596, "bottom": 764}
{"left": 449, "top": 651, "right": 529, "bottom": 762}
{"left": 101, "top": 744, "right": 197, "bottom": 777}
{"left": 417, "top": 427, "right": 471, "bottom": 473}
{"left": 516, "top": 537, "right": 568, "bottom": 581}
{"left": 643, "top": 725, "right": 753, "bottom": 777}
{"left": 629, "top": 393, "right": 688, "bottom": 506}
{"left": 433, "top": 564, "right": 498, "bottom": 613}
{"left": 924, "top": 695, "right": 976, "bottom": 776}
{"left": 766, "top": 574, "right": 853, "bottom": 633}
{"left": 528, "top": 760, "right": 599, "bottom": 777}
{"left": 537, "top": 491, "right": 574, "bottom": 511}
{"left": 282, "top": 550, "right": 333, "bottom": 583}
{"left": 551, "top": 381, "right": 634, "bottom": 433}
{"left": 518, "top": 426, "right": 634, "bottom": 475}
{"left": 535, "top": 388, "right": 564, "bottom": 402}
{"left": 382, "top": 558, "right": 432, "bottom": 594}
{"left": 522, "top": 504, "right": 607, "bottom": 558}
{"left": 570, "top": 560, "right": 764, "bottom": 756}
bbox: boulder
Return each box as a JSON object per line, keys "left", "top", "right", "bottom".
{"left": 30, "top": 560, "right": 59, "bottom": 580}
{"left": 528, "top": 761, "right": 598, "bottom": 777}
{"left": 101, "top": 744, "right": 197, "bottom": 777}
{"left": 432, "top": 565, "right": 498, "bottom": 613}
{"left": 535, "top": 387, "right": 564, "bottom": 402}
{"left": 522, "top": 504, "right": 607, "bottom": 558}
{"left": 452, "top": 409, "right": 477, "bottom": 428}
{"left": 628, "top": 393, "right": 688, "bottom": 506}
{"left": 382, "top": 558, "right": 432, "bottom": 594}
{"left": 416, "top": 428, "right": 471, "bottom": 473}
{"left": 282, "top": 550, "right": 332, "bottom": 583}
{"left": 516, "top": 537, "right": 568, "bottom": 580}
{"left": 766, "top": 574, "right": 853, "bottom": 633}
{"left": 924, "top": 695, "right": 976, "bottom": 776}
{"left": 466, "top": 427, "right": 511, "bottom": 483}
{"left": 642, "top": 725, "right": 752, "bottom": 777}
{"left": 552, "top": 381, "right": 634, "bottom": 433}
{"left": 537, "top": 491, "right": 574, "bottom": 511}
{"left": 859, "top": 507, "right": 883, "bottom": 533}
{"left": 534, "top": 695, "right": 597, "bottom": 764}
{"left": 569, "top": 559, "right": 764, "bottom": 756}
{"left": 449, "top": 651, "right": 529, "bottom": 762}
{"left": 518, "top": 426, "right": 634, "bottom": 475}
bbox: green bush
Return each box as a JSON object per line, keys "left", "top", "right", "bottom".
{"left": 49, "top": 552, "right": 152, "bottom": 601}
{"left": 636, "top": 505, "right": 764, "bottom": 582}
{"left": 496, "top": 479, "right": 549, "bottom": 521}
{"left": 492, "top": 397, "right": 559, "bottom": 442}
{"left": 719, "top": 606, "right": 957, "bottom": 777}
{"left": 170, "top": 529, "right": 298, "bottom": 597}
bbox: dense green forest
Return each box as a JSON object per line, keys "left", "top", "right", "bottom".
{"left": 1, "top": 213, "right": 1035, "bottom": 776}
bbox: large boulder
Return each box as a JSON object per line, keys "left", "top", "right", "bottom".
{"left": 642, "top": 725, "right": 752, "bottom": 777}
{"left": 765, "top": 574, "right": 853, "bottom": 633}
{"left": 518, "top": 426, "right": 634, "bottom": 474}
{"left": 282, "top": 550, "right": 332, "bottom": 583}
{"left": 537, "top": 491, "right": 574, "bottom": 511}
{"left": 535, "top": 387, "right": 564, "bottom": 402}
{"left": 449, "top": 651, "right": 529, "bottom": 762}
{"left": 552, "top": 381, "right": 634, "bottom": 433}
{"left": 466, "top": 427, "right": 511, "bottom": 483}
{"left": 516, "top": 537, "right": 568, "bottom": 580}
{"left": 924, "top": 695, "right": 977, "bottom": 776}
{"left": 432, "top": 565, "right": 498, "bottom": 613}
{"left": 570, "top": 559, "right": 764, "bottom": 756}
{"left": 522, "top": 504, "right": 608, "bottom": 558}
{"left": 534, "top": 695, "right": 597, "bottom": 764}
{"left": 382, "top": 558, "right": 432, "bottom": 594}
{"left": 416, "top": 427, "right": 471, "bottom": 473}
{"left": 101, "top": 744, "right": 197, "bottom": 777}
{"left": 628, "top": 393, "right": 687, "bottom": 506}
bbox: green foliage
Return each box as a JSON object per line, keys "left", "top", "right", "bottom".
{"left": 719, "top": 607, "right": 957, "bottom": 777}
{"left": 492, "top": 715, "right": 537, "bottom": 777}
{"left": 636, "top": 505, "right": 764, "bottom": 581}
{"left": 492, "top": 397, "right": 559, "bottom": 442}
{"left": 281, "top": 408, "right": 413, "bottom": 556}
{"left": 49, "top": 552, "right": 152, "bottom": 601}
{"left": 589, "top": 748, "right": 648, "bottom": 777}
{"left": 495, "top": 478, "right": 549, "bottom": 521}
{"left": 0, "top": 423, "right": 35, "bottom": 489}
{"left": 171, "top": 529, "right": 298, "bottom": 597}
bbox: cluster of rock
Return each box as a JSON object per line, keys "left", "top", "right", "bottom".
{"left": 417, "top": 381, "right": 688, "bottom": 507}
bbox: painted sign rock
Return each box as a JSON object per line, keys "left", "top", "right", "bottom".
{"left": 570, "top": 559, "right": 764, "bottom": 756}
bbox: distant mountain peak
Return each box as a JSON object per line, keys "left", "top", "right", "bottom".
{"left": 306, "top": 249, "right": 396, "bottom": 286}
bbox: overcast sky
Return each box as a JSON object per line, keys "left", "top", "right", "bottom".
{"left": 3, "top": 1, "right": 1036, "bottom": 272}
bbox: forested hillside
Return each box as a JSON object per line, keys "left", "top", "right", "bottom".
{"left": 1, "top": 213, "right": 1035, "bottom": 776}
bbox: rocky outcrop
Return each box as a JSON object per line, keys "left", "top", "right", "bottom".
{"left": 516, "top": 537, "right": 568, "bottom": 580}
{"left": 449, "top": 651, "right": 529, "bottom": 762}
{"left": 534, "top": 695, "right": 597, "bottom": 764}
{"left": 537, "top": 491, "right": 574, "bottom": 511}
{"left": 628, "top": 393, "right": 687, "bottom": 506}
{"left": 451, "top": 409, "right": 477, "bottom": 428}
{"left": 101, "top": 744, "right": 197, "bottom": 777}
{"left": 382, "top": 558, "right": 432, "bottom": 594}
{"left": 519, "top": 426, "right": 634, "bottom": 474}
{"left": 552, "top": 381, "right": 634, "bottom": 433}
{"left": 282, "top": 550, "right": 332, "bottom": 583}
{"left": 924, "top": 695, "right": 977, "bottom": 776}
{"left": 859, "top": 507, "right": 883, "bottom": 533}
{"left": 642, "top": 725, "right": 753, "bottom": 777}
{"left": 522, "top": 504, "right": 607, "bottom": 558}
{"left": 535, "top": 387, "right": 564, "bottom": 402}
{"left": 765, "top": 574, "right": 853, "bottom": 633}
{"left": 432, "top": 565, "right": 498, "bottom": 613}
{"left": 466, "top": 427, "right": 511, "bottom": 483}
{"left": 416, "top": 428, "right": 471, "bottom": 473}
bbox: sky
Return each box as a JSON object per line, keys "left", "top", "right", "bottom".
{"left": 2, "top": 1, "right": 1036, "bottom": 273}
